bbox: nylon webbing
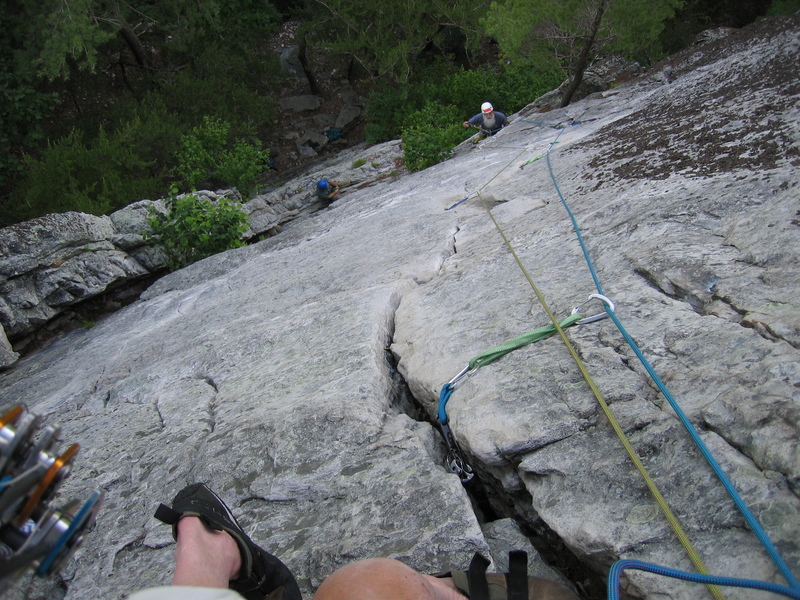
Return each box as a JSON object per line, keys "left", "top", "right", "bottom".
{"left": 468, "top": 553, "right": 491, "bottom": 600}
{"left": 469, "top": 313, "right": 582, "bottom": 370}
{"left": 506, "top": 551, "right": 529, "bottom": 600}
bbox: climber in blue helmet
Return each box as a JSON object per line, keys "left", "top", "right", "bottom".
{"left": 316, "top": 179, "right": 340, "bottom": 202}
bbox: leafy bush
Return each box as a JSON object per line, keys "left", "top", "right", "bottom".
{"left": 0, "top": 70, "right": 58, "bottom": 191}
{"left": 176, "top": 116, "right": 268, "bottom": 196}
{"left": 366, "top": 62, "right": 562, "bottom": 144}
{"left": 6, "top": 95, "right": 183, "bottom": 225}
{"left": 401, "top": 102, "right": 472, "bottom": 171}
{"left": 162, "top": 63, "right": 279, "bottom": 136}
{"left": 145, "top": 188, "right": 249, "bottom": 271}
{"left": 765, "top": 0, "right": 800, "bottom": 15}
{"left": 365, "top": 85, "right": 414, "bottom": 144}
{"left": 394, "top": 64, "right": 562, "bottom": 172}
{"left": 176, "top": 117, "right": 230, "bottom": 188}
{"left": 11, "top": 114, "right": 172, "bottom": 223}
{"left": 217, "top": 141, "right": 269, "bottom": 193}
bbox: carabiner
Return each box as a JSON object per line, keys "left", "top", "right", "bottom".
{"left": 571, "top": 293, "right": 615, "bottom": 325}
{"left": 440, "top": 422, "right": 475, "bottom": 483}
{"left": 447, "top": 364, "right": 478, "bottom": 389}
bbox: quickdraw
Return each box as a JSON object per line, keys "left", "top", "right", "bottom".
{"left": 436, "top": 295, "right": 615, "bottom": 484}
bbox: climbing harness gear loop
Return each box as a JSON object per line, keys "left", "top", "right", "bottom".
{"left": 571, "top": 293, "right": 616, "bottom": 325}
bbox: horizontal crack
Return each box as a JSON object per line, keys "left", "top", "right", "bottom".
{"left": 633, "top": 268, "right": 796, "bottom": 347}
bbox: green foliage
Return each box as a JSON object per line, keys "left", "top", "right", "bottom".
{"left": 351, "top": 158, "right": 367, "bottom": 168}
{"left": 401, "top": 102, "right": 472, "bottom": 172}
{"left": 11, "top": 113, "right": 175, "bottom": 222}
{"left": 145, "top": 187, "right": 249, "bottom": 271}
{"left": 0, "top": 69, "right": 58, "bottom": 189}
{"left": 29, "top": 0, "right": 281, "bottom": 83}
{"left": 483, "top": 0, "right": 682, "bottom": 74}
{"left": 217, "top": 141, "right": 269, "bottom": 194}
{"left": 176, "top": 117, "right": 230, "bottom": 189}
{"left": 390, "top": 61, "right": 562, "bottom": 170}
{"left": 605, "top": 0, "right": 684, "bottom": 62}
{"left": 766, "top": 0, "right": 800, "bottom": 15}
{"left": 176, "top": 116, "right": 268, "bottom": 195}
{"left": 8, "top": 101, "right": 181, "bottom": 224}
{"left": 483, "top": 0, "right": 568, "bottom": 71}
{"left": 158, "top": 49, "right": 281, "bottom": 131}
{"left": 14, "top": 130, "right": 112, "bottom": 217}
{"left": 300, "top": 0, "right": 487, "bottom": 83}
{"left": 365, "top": 85, "right": 414, "bottom": 144}
{"left": 366, "top": 62, "right": 561, "bottom": 144}
{"left": 2, "top": 0, "right": 283, "bottom": 224}
{"left": 38, "top": 0, "right": 115, "bottom": 80}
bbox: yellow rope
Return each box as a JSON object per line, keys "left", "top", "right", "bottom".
{"left": 476, "top": 190, "right": 725, "bottom": 600}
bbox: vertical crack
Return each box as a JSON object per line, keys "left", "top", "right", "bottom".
{"left": 382, "top": 296, "right": 605, "bottom": 598}
{"left": 199, "top": 375, "right": 218, "bottom": 432}
{"left": 152, "top": 397, "right": 165, "bottom": 430}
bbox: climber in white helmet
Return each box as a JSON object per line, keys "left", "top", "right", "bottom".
{"left": 462, "top": 102, "right": 508, "bottom": 138}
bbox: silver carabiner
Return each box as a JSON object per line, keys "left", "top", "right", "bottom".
{"left": 447, "top": 364, "right": 478, "bottom": 389}
{"left": 571, "top": 293, "right": 615, "bottom": 325}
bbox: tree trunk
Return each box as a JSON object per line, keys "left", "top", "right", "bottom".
{"left": 119, "top": 26, "right": 148, "bottom": 68}
{"left": 560, "top": 0, "right": 609, "bottom": 107}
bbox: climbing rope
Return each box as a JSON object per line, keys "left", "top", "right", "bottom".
{"left": 440, "top": 113, "right": 798, "bottom": 597}
{"left": 474, "top": 188, "right": 726, "bottom": 600}
{"left": 519, "top": 117, "right": 599, "bottom": 129}
{"left": 608, "top": 560, "right": 800, "bottom": 600}
{"left": 542, "top": 123, "right": 800, "bottom": 592}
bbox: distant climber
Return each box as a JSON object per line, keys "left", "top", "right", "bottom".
{"left": 316, "top": 179, "right": 340, "bottom": 202}
{"left": 463, "top": 102, "right": 508, "bottom": 138}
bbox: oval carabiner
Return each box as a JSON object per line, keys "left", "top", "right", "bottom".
{"left": 447, "top": 364, "right": 478, "bottom": 389}
{"left": 571, "top": 293, "right": 615, "bottom": 325}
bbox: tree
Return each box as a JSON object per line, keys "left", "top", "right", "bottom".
{"left": 299, "top": 0, "right": 489, "bottom": 83}
{"left": 9, "top": 0, "right": 281, "bottom": 88}
{"left": 1, "top": 0, "right": 283, "bottom": 225}
{"left": 483, "top": 0, "right": 683, "bottom": 106}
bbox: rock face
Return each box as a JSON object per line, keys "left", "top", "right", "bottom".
{"left": 0, "top": 14, "right": 799, "bottom": 600}
{"left": 0, "top": 143, "right": 405, "bottom": 362}
{"left": 0, "top": 210, "right": 156, "bottom": 348}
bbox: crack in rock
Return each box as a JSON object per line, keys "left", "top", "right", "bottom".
{"left": 198, "top": 375, "right": 218, "bottom": 432}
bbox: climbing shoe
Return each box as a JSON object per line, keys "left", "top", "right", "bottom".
{"left": 154, "top": 483, "right": 302, "bottom": 600}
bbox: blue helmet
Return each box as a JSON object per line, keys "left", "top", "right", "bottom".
{"left": 317, "top": 179, "right": 329, "bottom": 190}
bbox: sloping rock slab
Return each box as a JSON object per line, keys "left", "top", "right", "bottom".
{"left": 0, "top": 14, "right": 798, "bottom": 600}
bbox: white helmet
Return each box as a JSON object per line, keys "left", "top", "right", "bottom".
{"left": 481, "top": 102, "right": 493, "bottom": 113}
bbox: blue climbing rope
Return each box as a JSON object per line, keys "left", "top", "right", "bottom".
{"left": 608, "top": 560, "right": 800, "bottom": 600}
{"left": 543, "top": 128, "right": 800, "bottom": 591}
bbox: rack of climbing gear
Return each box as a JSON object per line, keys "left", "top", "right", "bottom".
{"left": 0, "top": 405, "right": 103, "bottom": 592}
{"left": 443, "top": 111, "right": 800, "bottom": 599}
